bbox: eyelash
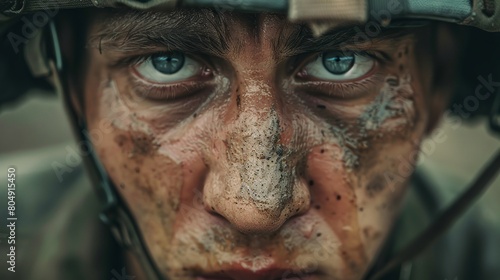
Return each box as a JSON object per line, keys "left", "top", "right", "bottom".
{"left": 114, "top": 49, "right": 386, "bottom": 70}
{"left": 113, "top": 49, "right": 389, "bottom": 101}
{"left": 297, "top": 49, "right": 385, "bottom": 71}
{"left": 289, "top": 50, "right": 386, "bottom": 98}
{"left": 128, "top": 64, "right": 214, "bottom": 101}
{"left": 295, "top": 72, "right": 385, "bottom": 100}
{"left": 128, "top": 75, "right": 200, "bottom": 100}
{"left": 109, "top": 51, "right": 214, "bottom": 101}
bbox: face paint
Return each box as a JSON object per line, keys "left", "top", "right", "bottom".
{"left": 82, "top": 11, "right": 433, "bottom": 280}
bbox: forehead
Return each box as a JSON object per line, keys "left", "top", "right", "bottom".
{"left": 87, "top": 9, "right": 415, "bottom": 58}
{"left": 107, "top": 9, "right": 272, "bottom": 28}
{"left": 91, "top": 9, "right": 293, "bottom": 39}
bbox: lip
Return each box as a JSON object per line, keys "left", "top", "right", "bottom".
{"left": 196, "top": 267, "right": 323, "bottom": 280}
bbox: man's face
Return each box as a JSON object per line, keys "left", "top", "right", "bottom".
{"left": 78, "top": 9, "right": 437, "bottom": 280}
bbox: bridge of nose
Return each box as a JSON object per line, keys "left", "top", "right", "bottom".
{"left": 201, "top": 66, "right": 312, "bottom": 234}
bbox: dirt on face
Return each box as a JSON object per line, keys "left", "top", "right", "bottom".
{"left": 82, "top": 10, "right": 433, "bottom": 280}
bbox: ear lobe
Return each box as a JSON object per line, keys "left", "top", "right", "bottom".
{"left": 425, "top": 24, "right": 469, "bottom": 134}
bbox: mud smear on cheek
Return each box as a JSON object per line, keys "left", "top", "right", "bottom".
{"left": 359, "top": 74, "right": 416, "bottom": 134}
{"left": 116, "top": 131, "right": 177, "bottom": 204}
{"left": 330, "top": 45, "right": 417, "bottom": 171}
{"left": 362, "top": 46, "right": 417, "bottom": 137}
{"left": 305, "top": 146, "right": 368, "bottom": 279}
{"left": 112, "top": 129, "right": 187, "bottom": 273}
{"left": 97, "top": 81, "right": 185, "bottom": 273}
{"left": 303, "top": 47, "right": 418, "bottom": 277}
{"left": 354, "top": 46, "right": 418, "bottom": 184}
{"left": 325, "top": 124, "right": 360, "bottom": 169}
{"left": 365, "top": 173, "right": 386, "bottom": 198}
{"left": 351, "top": 46, "right": 420, "bottom": 260}
{"left": 330, "top": 74, "right": 416, "bottom": 171}
{"left": 97, "top": 79, "right": 154, "bottom": 135}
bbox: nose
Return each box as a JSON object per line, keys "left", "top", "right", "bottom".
{"left": 202, "top": 77, "right": 311, "bottom": 234}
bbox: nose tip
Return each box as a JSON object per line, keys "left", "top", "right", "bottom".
{"left": 213, "top": 203, "right": 287, "bottom": 234}
{"left": 208, "top": 189, "right": 309, "bottom": 234}
{"left": 204, "top": 171, "right": 311, "bottom": 234}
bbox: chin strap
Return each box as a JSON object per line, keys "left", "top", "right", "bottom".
{"left": 46, "top": 21, "right": 165, "bottom": 280}
{"left": 366, "top": 149, "right": 500, "bottom": 280}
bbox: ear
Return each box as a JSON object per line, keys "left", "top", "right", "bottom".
{"left": 425, "top": 23, "right": 469, "bottom": 134}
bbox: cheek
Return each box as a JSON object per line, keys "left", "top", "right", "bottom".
{"left": 96, "top": 130, "right": 185, "bottom": 267}
{"left": 85, "top": 78, "right": 190, "bottom": 270}
{"left": 353, "top": 45, "right": 429, "bottom": 257}
{"left": 360, "top": 73, "right": 416, "bottom": 132}
{"left": 306, "top": 144, "right": 369, "bottom": 276}
{"left": 306, "top": 44, "right": 428, "bottom": 263}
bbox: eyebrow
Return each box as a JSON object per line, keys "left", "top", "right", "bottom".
{"left": 88, "top": 9, "right": 233, "bottom": 56}
{"left": 273, "top": 24, "right": 411, "bottom": 60}
{"left": 89, "top": 9, "right": 412, "bottom": 59}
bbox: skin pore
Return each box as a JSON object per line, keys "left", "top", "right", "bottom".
{"left": 66, "top": 9, "right": 455, "bottom": 280}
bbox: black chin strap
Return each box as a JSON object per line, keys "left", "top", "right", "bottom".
{"left": 366, "top": 149, "right": 500, "bottom": 280}
{"left": 46, "top": 21, "right": 165, "bottom": 280}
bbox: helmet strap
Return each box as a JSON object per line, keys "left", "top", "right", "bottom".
{"left": 46, "top": 20, "right": 166, "bottom": 280}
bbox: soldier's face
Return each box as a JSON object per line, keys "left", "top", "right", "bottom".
{"left": 77, "top": 9, "right": 443, "bottom": 280}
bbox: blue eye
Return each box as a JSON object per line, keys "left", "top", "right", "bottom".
{"left": 152, "top": 52, "right": 185, "bottom": 74}
{"left": 322, "top": 52, "right": 355, "bottom": 74}
{"left": 303, "top": 51, "right": 374, "bottom": 81}
{"left": 134, "top": 52, "right": 202, "bottom": 83}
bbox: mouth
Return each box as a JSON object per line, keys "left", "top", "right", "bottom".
{"left": 196, "top": 267, "right": 323, "bottom": 280}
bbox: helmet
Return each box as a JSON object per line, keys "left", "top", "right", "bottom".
{"left": 1, "top": 1, "right": 499, "bottom": 280}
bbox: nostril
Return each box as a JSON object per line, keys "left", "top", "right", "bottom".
{"left": 208, "top": 208, "right": 227, "bottom": 220}
{"left": 205, "top": 203, "right": 226, "bottom": 219}
{"left": 208, "top": 203, "right": 288, "bottom": 234}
